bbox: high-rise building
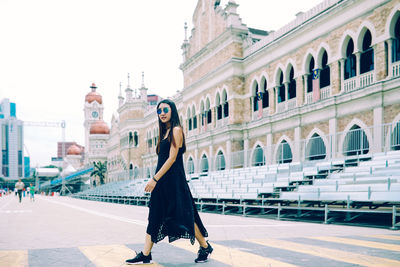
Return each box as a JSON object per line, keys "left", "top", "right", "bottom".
{"left": 0, "top": 98, "right": 24, "bottom": 180}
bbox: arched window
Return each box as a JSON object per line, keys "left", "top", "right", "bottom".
{"left": 200, "top": 154, "right": 209, "bottom": 173}
{"left": 192, "top": 106, "right": 197, "bottom": 129}
{"left": 391, "top": 121, "right": 400, "bottom": 150}
{"left": 129, "top": 132, "right": 133, "bottom": 145}
{"left": 253, "top": 81, "right": 259, "bottom": 112}
{"left": 200, "top": 101, "right": 205, "bottom": 126}
{"left": 222, "top": 90, "right": 229, "bottom": 118}
{"left": 147, "top": 131, "right": 152, "bottom": 148}
{"left": 133, "top": 166, "right": 139, "bottom": 178}
{"left": 344, "top": 39, "right": 357, "bottom": 79}
{"left": 187, "top": 108, "right": 192, "bottom": 131}
{"left": 306, "top": 133, "right": 326, "bottom": 161}
{"left": 252, "top": 145, "right": 265, "bottom": 166}
{"left": 133, "top": 132, "right": 138, "bottom": 147}
{"left": 307, "top": 57, "right": 315, "bottom": 93}
{"left": 320, "top": 51, "right": 330, "bottom": 88}
{"left": 343, "top": 125, "right": 369, "bottom": 156}
{"left": 393, "top": 16, "right": 400, "bottom": 63}
{"left": 206, "top": 99, "right": 212, "bottom": 124}
{"left": 261, "top": 78, "right": 269, "bottom": 108}
{"left": 216, "top": 93, "right": 222, "bottom": 120}
{"left": 360, "top": 30, "right": 374, "bottom": 74}
{"left": 277, "top": 140, "right": 292, "bottom": 164}
{"left": 277, "top": 71, "right": 285, "bottom": 103}
{"left": 187, "top": 157, "right": 195, "bottom": 174}
{"left": 216, "top": 151, "right": 226, "bottom": 170}
{"left": 153, "top": 128, "right": 158, "bottom": 146}
{"left": 129, "top": 163, "right": 133, "bottom": 178}
{"left": 288, "top": 67, "right": 296, "bottom": 99}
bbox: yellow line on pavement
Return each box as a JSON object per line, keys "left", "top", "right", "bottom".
{"left": 369, "top": 235, "right": 400, "bottom": 241}
{"left": 79, "top": 244, "right": 162, "bottom": 267}
{"left": 171, "top": 240, "right": 298, "bottom": 267}
{"left": 248, "top": 238, "right": 400, "bottom": 267}
{"left": 0, "top": 250, "right": 28, "bottom": 267}
{"left": 310, "top": 236, "right": 400, "bottom": 252}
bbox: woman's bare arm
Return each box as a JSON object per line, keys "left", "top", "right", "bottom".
{"left": 145, "top": 127, "right": 183, "bottom": 192}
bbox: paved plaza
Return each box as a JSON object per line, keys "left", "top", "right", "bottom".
{"left": 0, "top": 194, "right": 399, "bottom": 266}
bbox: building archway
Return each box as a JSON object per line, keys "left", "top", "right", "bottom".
{"left": 216, "top": 150, "right": 226, "bottom": 170}
{"left": 343, "top": 125, "right": 369, "bottom": 156}
{"left": 276, "top": 140, "right": 292, "bottom": 164}
{"left": 305, "top": 133, "right": 326, "bottom": 161}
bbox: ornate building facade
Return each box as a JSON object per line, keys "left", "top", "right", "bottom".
{"left": 105, "top": 0, "right": 400, "bottom": 182}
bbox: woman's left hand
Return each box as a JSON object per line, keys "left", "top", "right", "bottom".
{"left": 145, "top": 179, "right": 157, "bottom": 193}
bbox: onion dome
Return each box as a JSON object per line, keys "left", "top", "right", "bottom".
{"left": 90, "top": 120, "right": 110, "bottom": 134}
{"left": 66, "top": 144, "right": 81, "bottom": 155}
{"left": 85, "top": 83, "right": 103, "bottom": 104}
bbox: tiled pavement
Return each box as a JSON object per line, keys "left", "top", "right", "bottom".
{"left": 1, "top": 195, "right": 399, "bottom": 266}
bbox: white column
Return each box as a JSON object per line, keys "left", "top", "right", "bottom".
{"left": 209, "top": 145, "right": 213, "bottom": 172}
{"left": 303, "top": 74, "right": 309, "bottom": 104}
{"left": 243, "top": 138, "right": 249, "bottom": 168}
{"left": 339, "top": 58, "right": 345, "bottom": 93}
{"left": 284, "top": 82, "right": 289, "bottom": 104}
{"left": 194, "top": 148, "right": 199, "bottom": 173}
{"left": 294, "top": 127, "right": 301, "bottom": 162}
{"left": 387, "top": 39, "right": 393, "bottom": 77}
{"left": 266, "top": 133, "right": 273, "bottom": 165}
{"left": 373, "top": 107, "right": 383, "bottom": 153}
{"left": 355, "top": 52, "right": 361, "bottom": 76}
{"left": 226, "top": 139, "right": 231, "bottom": 170}
{"left": 329, "top": 118, "right": 337, "bottom": 159}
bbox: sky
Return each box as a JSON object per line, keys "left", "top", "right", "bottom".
{"left": 0, "top": 0, "right": 322, "bottom": 167}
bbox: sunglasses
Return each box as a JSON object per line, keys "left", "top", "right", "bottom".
{"left": 157, "top": 107, "right": 170, "bottom": 115}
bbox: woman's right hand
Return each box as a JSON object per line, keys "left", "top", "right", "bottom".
{"left": 145, "top": 179, "right": 157, "bottom": 193}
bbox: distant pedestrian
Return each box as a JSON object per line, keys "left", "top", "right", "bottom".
{"left": 29, "top": 183, "right": 35, "bottom": 202}
{"left": 15, "top": 179, "right": 25, "bottom": 203}
{"left": 126, "top": 99, "right": 212, "bottom": 265}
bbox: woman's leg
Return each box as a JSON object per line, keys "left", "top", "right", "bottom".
{"left": 194, "top": 223, "right": 208, "bottom": 248}
{"left": 143, "top": 233, "right": 154, "bottom": 255}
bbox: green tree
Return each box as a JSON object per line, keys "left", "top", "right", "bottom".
{"left": 90, "top": 161, "right": 107, "bottom": 185}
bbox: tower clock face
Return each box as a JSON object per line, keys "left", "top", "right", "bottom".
{"left": 92, "top": 111, "right": 99, "bottom": 118}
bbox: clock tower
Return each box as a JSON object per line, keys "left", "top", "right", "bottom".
{"left": 84, "top": 83, "right": 104, "bottom": 156}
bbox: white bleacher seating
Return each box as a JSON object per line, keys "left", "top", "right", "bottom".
{"left": 75, "top": 150, "right": 400, "bottom": 206}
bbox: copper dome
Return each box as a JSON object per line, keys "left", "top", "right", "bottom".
{"left": 85, "top": 83, "right": 103, "bottom": 104}
{"left": 66, "top": 144, "right": 81, "bottom": 155}
{"left": 90, "top": 120, "right": 110, "bottom": 134}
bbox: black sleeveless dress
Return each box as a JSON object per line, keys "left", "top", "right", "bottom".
{"left": 146, "top": 138, "right": 208, "bottom": 244}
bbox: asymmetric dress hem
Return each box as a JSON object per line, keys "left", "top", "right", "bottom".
{"left": 146, "top": 138, "right": 208, "bottom": 245}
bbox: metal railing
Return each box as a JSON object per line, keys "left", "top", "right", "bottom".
{"left": 320, "top": 86, "right": 331, "bottom": 100}
{"left": 287, "top": 98, "right": 297, "bottom": 110}
{"left": 359, "top": 70, "right": 374, "bottom": 88}
{"left": 184, "top": 123, "right": 399, "bottom": 173}
{"left": 343, "top": 76, "right": 357, "bottom": 93}
{"left": 391, "top": 61, "right": 400, "bottom": 78}
{"left": 104, "top": 123, "right": 400, "bottom": 179}
{"left": 216, "top": 117, "right": 229, "bottom": 128}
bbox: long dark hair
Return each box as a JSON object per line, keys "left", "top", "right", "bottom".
{"left": 156, "top": 99, "right": 186, "bottom": 154}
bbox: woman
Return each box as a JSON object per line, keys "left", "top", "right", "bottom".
{"left": 126, "top": 99, "right": 213, "bottom": 265}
